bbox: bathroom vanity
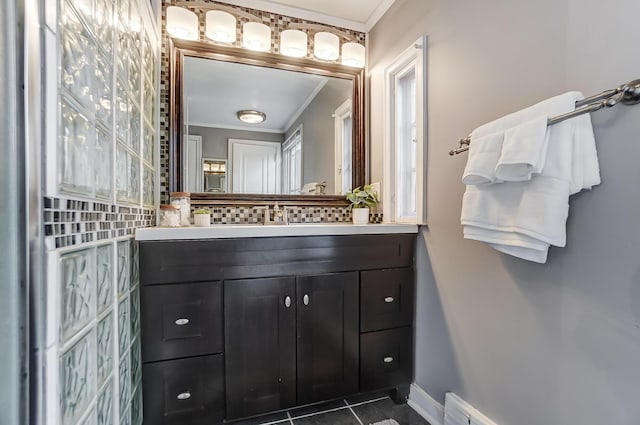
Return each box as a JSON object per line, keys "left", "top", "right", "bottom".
{"left": 137, "top": 224, "right": 418, "bottom": 425}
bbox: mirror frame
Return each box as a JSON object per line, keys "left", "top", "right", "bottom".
{"left": 169, "top": 38, "right": 366, "bottom": 204}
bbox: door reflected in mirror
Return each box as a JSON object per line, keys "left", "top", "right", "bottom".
{"left": 182, "top": 56, "right": 354, "bottom": 195}
{"left": 203, "top": 159, "right": 227, "bottom": 193}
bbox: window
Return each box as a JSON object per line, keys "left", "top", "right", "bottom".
{"left": 282, "top": 126, "right": 303, "bottom": 194}
{"left": 334, "top": 99, "right": 352, "bottom": 194}
{"left": 384, "top": 36, "right": 427, "bottom": 224}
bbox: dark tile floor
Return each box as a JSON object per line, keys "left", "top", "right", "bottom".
{"left": 229, "top": 395, "right": 431, "bottom": 425}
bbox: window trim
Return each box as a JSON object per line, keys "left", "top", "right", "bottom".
{"left": 282, "top": 124, "right": 303, "bottom": 194}
{"left": 334, "top": 98, "right": 352, "bottom": 195}
{"left": 383, "top": 36, "right": 427, "bottom": 224}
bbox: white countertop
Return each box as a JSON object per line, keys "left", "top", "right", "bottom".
{"left": 135, "top": 223, "right": 419, "bottom": 241}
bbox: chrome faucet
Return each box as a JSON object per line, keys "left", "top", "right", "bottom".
{"left": 272, "top": 202, "right": 288, "bottom": 225}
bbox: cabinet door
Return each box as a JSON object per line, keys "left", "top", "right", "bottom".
{"left": 296, "top": 272, "right": 359, "bottom": 405}
{"left": 224, "top": 277, "right": 296, "bottom": 420}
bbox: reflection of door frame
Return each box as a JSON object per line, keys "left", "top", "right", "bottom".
{"left": 334, "top": 99, "right": 352, "bottom": 194}
{"left": 184, "top": 135, "right": 202, "bottom": 192}
{"left": 228, "top": 139, "right": 282, "bottom": 194}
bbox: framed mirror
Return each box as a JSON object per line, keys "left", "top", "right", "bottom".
{"left": 169, "top": 39, "right": 365, "bottom": 204}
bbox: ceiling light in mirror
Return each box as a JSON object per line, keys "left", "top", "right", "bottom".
{"left": 243, "top": 22, "right": 271, "bottom": 51}
{"left": 206, "top": 10, "right": 237, "bottom": 43}
{"left": 314, "top": 32, "right": 339, "bottom": 61}
{"left": 166, "top": 6, "right": 199, "bottom": 40}
{"left": 237, "top": 110, "right": 266, "bottom": 124}
{"left": 341, "top": 42, "right": 365, "bottom": 68}
{"left": 280, "top": 29, "right": 308, "bottom": 58}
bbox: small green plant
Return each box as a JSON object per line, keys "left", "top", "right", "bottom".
{"left": 346, "top": 185, "right": 379, "bottom": 209}
{"left": 194, "top": 208, "right": 211, "bottom": 215}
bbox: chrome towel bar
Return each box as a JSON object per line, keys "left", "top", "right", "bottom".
{"left": 449, "top": 79, "right": 640, "bottom": 156}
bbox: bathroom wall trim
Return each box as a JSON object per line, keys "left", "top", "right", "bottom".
{"left": 211, "top": 0, "right": 370, "bottom": 32}
{"left": 408, "top": 383, "right": 445, "bottom": 425}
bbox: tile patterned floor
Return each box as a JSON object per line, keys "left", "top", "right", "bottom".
{"left": 229, "top": 395, "right": 431, "bottom": 425}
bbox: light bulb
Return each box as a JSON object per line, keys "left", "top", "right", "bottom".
{"left": 206, "top": 10, "right": 236, "bottom": 43}
{"left": 280, "top": 29, "right": 307, "bottom": 58}
{"left": 243, "top": 22, "right": 271, "bottom": 52}
{"left": 166, "top": 6, "right": 198, "bottom": 40}
{"left": 314, "top": 32, "right": 339, "bottom": 61}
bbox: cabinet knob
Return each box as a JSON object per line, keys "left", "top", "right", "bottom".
{"left": 176, "top": 392, "right": 192, "bottom": 400}
{"left": 284, "top": 296, "right": 292, "bottom": 308}
{"left": 303, "top": 294, "right": 310, "bottom": 306}
{"left": 175, "top": 318, "right": 190, "bottom": 326}
{"left": 384, "top": 297, "right": 395, "bottom": 303}
{"left": 383, "top": 356, "right": 394, "bottom": 363}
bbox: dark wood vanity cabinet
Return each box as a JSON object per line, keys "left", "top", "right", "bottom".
{"left": 139, "top": 234, "right": 415, "bottom": 424}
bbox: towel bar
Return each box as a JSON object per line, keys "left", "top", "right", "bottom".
{"left": 449, "top": 78, "right": 640, "bottom": 156}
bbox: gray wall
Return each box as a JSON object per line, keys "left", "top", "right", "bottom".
{"left": 286, "top": 78, "right": 352, "bottom": 191}
{"left": 370, "top": 1, "right": 640, "bottom": 424}
{"left": 188, "top": 125, "right": 284, "bottom": 159}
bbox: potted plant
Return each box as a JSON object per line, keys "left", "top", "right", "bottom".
{"left": 346, "top": 185, "right": 378, "bottom": 224}
{"left": 193, "top": 208, "right": 212, "bottom": 227}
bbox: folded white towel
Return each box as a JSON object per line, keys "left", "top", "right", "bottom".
{"left": 461, "top": 91, "right": 600, "bottom": 263}
{"left": 495, "top": 115, "right": 550, "bottom": 181}
{"left": 461, "top": 131, "right": 505, "bottom": 185}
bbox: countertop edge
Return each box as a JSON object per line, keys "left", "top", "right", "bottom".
{"left": 135, "top": 223, "right": 419, "bottom": 241}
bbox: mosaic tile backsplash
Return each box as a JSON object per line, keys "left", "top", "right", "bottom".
{"left": 44, "top": 197, "right": 155, "bottom": 249}
{"left": 189, "top": 204, "right": 383, "bottom": 224}
{"left": 42, "top": 1, "right": 159, "bottom": 425}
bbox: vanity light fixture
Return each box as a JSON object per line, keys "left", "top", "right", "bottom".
{"left": 205, "top": 10, "right": 237, "bottom": 43}
{"left": 341, "top": 42, "right": 365, "bottom": 68}
{"left": 166, "top": 6, "right": 199, "bottom": 40}
{"left": 243, "top": 22, "right": 271, "bottom": 51}
{"left": 280, "top": 29, "right": 307, "bottom": 58}
{"left": 314, "top": 32, "right": 339, "bottom": 61}
{"left": 237, "top": 110, "right": 266, "bottom": 124}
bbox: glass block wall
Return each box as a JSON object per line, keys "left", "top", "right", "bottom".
{"left": 41, "top": 1, "right": 159, "bottom": 425}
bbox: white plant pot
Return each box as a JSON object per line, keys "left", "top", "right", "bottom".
{"left": 352, "top": 207, "right": 370, "bottom": 225}
{"left": 193, "top": 214, "right": 211, "bottom": 227}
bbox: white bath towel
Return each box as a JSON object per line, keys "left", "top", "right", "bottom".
{"left": 461, "top": 131, "right": 505, "bottom": 185}
{"left": 495, "top": 115, "right": 550, "bottom": 181}
{"left": 461, "top": 91, "right": 600, "bottom": 263}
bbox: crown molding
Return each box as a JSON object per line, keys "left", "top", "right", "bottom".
{"left": 217, "top": 0, "right": 369, "bottom": 32}
{"left": 365, "top": 0, "right": 397, "bottom": 31}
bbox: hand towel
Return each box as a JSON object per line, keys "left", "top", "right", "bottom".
{"left": 495, "top": 115, "right": 550, "bottom": 181}
{"left": 461, "top": 131, "right": 505, "bottom": 185}
{"left": 460, "top": 91, "right": 600, "bottom": 263}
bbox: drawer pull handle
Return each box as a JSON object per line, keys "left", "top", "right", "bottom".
{"left": 284, "top": 296, "right": 292, "bottom": 308}
{"left": 303, "top": 294, "right": 310, "bottom": 306}
{"left": 175, "top": 318, "right": 190, "bottom": 326}
{"left": 383, "top": 356, "right": 394, "bottom": 363}
{"left": 176, "top": 392, "right": 192, "bottom": 400}
{"left": 384, "top": 297, "right": 395, "bottom": 303}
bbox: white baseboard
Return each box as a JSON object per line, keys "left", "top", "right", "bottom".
{"left": 407, "top": 383, "right": 445, "bottom": 425}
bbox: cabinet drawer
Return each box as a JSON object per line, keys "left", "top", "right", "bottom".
{"left": 360, "top": 269, "right": 414, "bottom": 332}
{"left": 142, "top": 355, "right": 224, "bottom": 425}
{"left": 141, "top": 281, "right": 222, "bottom": 363}
{"left": 360, "top": 327, "right": 413, "bottom": 391}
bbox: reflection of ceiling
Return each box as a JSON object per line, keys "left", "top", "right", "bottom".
{"left": 184, "top": 57, "right": 334, "bottom": 134}
{"left": 219, "top": 0, "right": 396, "bottom": 32}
